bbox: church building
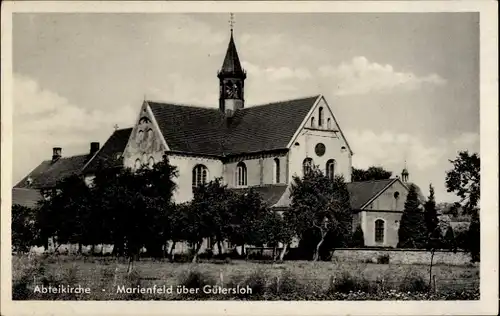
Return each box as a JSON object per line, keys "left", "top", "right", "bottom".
{"left": 13, "top": 26, "right": 424, "bottom": 250}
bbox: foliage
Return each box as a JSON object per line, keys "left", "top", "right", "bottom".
{"left": 424, "top": 184, "right": 443, "bottom": 251}
{"left": 445, "top": 151, "right": 480, "bottom": 215}
{"left": 349, "top": 224, "right": 365, "bottom": 248}
{"left": 443, "top": 226, "right": 456, "bottom": 252}
{"left": 352, "top": 166, "right": 392, "bottom": 182}
{"left": 12, "top": 204, "right": 38, "bottom": 253}
{"left": 377, "top": 253, "right": 390, "bottom": 264}
{"left": 467, "top": 212, "right": 480, "bottom": 262}
{"left": 397, "top": 185, "right": 427, "bottom": 249}
{"left": 34, "top": 156, "right": 178, "bottom": 260}
{"left": 288, "top": 168, "right": 352, "bottom": 261}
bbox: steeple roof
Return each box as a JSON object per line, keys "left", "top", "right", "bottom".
{"left": 219, "top": 31, "right": 245, "bottom": 76}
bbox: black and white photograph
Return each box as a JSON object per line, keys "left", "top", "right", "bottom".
{"left": 1, "top": 1, "right": 498, "bottom": 315}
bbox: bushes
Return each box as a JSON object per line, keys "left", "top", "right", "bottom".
{"left": 399, "top": 271, "right": 430, "bottom": 293}
{"left": 377, "top": 253, "right": 390, "bottom": 264}
{"left": 328, "top": 272, "right": 376, "bottom": 294}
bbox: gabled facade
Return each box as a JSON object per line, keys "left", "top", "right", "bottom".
{"left": 348, "top": 177, "right": 425, "bottom": 247}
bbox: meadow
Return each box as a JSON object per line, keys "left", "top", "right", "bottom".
{"left": 12, "top": 254, "right": 479, "bottom": 301}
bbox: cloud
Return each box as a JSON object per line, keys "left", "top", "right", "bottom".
{"left": 451, "top": 132, "right": 480, "bottom": 152}
{"left": 242, "top": 61, "right": 312, "bottom": 82}
{"left": 13, "top": 74, "right": 136, "bottom": 184}
{"left": 319, "top": 56, "right": 447, "bottom": 96}
{"left": 347, "top": 129, "right": 447, "bottom": 171}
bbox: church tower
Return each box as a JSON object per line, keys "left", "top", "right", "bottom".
{"left": 401, "top": 165, "right": 409, "bottom": 183}
{"left": 218, "top": 14, "right": 246, "bottom": 117}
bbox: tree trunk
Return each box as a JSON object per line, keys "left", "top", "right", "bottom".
{"left": 429, "top": 249, "right": 435, "bottom": 291}
{"left": 217, "top": 240, "right": 223, "bottom": 255}
{"left": 279, "top": 243, "right": 288, "bottom": 261}
{"left": 240, "top": 244, "right": 245, "bottom": 257}
{"left": 78, "top": 242, "right": 83, "bottom": 254}
{"left": 313, "top": 238, "right": 325, "bottom": 261}
{"left": 91, "top": 244, "right": 95, "bottom": 255}
{"left": 191, "top": 242, "right": 203, "bottom": 263}
{"left": 169, "top": 241, "right": 176, "bottom": 261}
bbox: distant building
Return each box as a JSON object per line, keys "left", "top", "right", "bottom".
{"left": 13, "top": 27, "right": 425, "bottom": 250}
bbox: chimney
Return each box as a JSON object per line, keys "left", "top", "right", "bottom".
{"left": 51, "top": 147, "right": 62, "bottom": 163}
{"left": 90, "top": 142, "right": 100, "bottom": 156}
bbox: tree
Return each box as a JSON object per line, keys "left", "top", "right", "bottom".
{"left": 189, "top": 178, "right": 234, "bottom": 259}
{"left": 424, "top": 184, "right": 442, "bottom": 250}
{"left": 350, "top": 224, "right": 365, "bottom": 248}
{"left": 12, "top": 204, "right": 37, "bottom": 253}
{"left": 227, "top": 188, "right": 270, "bottom": 254}
{"left": 443, "top": 226, "right": 456, "bottom": 252}
{"left": 445, "top": 151, "right": 480, "bottom": 215}
{"left": 352, "top": 166, "right": 392, "bottom": 182}
{"left": 397, "top": 184, "right": 427, "bottom": 249}
{"left": 35, "top": 175, "right": 93, "bottom": 253}
{"left": 467, "top": 211, "right": 480, "bottom": 262}
{"left": 288, "top": 168, "right": 352, "bottom": 261}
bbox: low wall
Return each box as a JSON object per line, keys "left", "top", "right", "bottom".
{"left": 332, "top": 248, "right": 472, "bottom": 265}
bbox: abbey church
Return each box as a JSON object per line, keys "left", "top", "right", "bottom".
{"left": 13, "top": 27, "right": 422, "bottom": 249}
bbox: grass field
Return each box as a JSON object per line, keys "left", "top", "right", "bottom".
{"left": 12, "top": 254, "right": 480, "bottom": 300}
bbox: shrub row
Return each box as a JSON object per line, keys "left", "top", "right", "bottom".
{"left": 12, "top": 259, "right": 478, "bottom": 301}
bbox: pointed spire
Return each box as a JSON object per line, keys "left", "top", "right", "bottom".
{"left": 219, "top": 13, "right": 245, "bottom": 77}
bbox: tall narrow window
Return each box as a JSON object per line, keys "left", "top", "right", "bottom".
{"left": 327, "top": 118, "right": 332, "bottom": 129}
{"left": 375, "top": 219, "right": 385, "bottom": 243}
{"left": 274, "top": 158, "right": 280, "bottom": 183}
{"left": 192, "top": 164, "right": 208, "bottom": 189}
{"left": 236, "top": 162, "right": 247, "bottom": 186}
{"left": 311, "top": 117, "right": 315, "bottom": 127}
{"left": 134, "top": 159, "right": 142, "bottom": 170}
{"left": 318, "top": 107, "right": 324, "bottom": 126}
{"left": 326, "top": 159, "right": 336, "bottom": 179}
{"left": 148, "top": 157, "right": 155, "bottom": 169}
{"left": 303, "top": 158, "right": 313, "bottom": 176}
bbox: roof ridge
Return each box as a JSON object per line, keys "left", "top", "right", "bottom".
{"left": 146, "top": 100, "right": 218, "bottom": 111}
{"left": 349, "top": 178, "right": 395, "bottom": 184}
{"left": 246, "top": 95, "right": 321, "bottom": 109}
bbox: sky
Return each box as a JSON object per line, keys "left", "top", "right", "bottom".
{"left": 12, "top": 13, "right": 480, "bottom": 202}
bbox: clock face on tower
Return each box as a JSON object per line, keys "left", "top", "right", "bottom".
{"left": 225, "top": 81, "right": 239, "bottom": 99}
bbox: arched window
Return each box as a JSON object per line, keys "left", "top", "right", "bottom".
{"left": 236, "top": 162, "right": 247, "bottom": 186}
{"left": 134, "top": 159, "right": 142, "bottom": 170}
{"left": 192, "top": 164, "right": 208, "bottom": 188}
{"left": 327, "top": 118, "right": 332, "bottom": 129}
{"left": 318, "top": 107, "right": 324, "bottom": 126}
{"left": 146, "top": 129, "right": 154, "bottom": 142}
{"left": 137, "top": 130, "right": 144, "bottom": 143}
{"left": 311, "top": 117, "right": 315, "bottom": 127}
{"left": 303, "top": 158, "right": 313, "bottom": 176}
{"left": 274, "top": 158, "right": 280, "bottom": 183}
{"left": 148, "top": 157, "right": 155, "bottom": 169}
{"left": 326, "top": 159, "right": 336, "bottom": 179}
{"left": 375, "top": 219, "right": 385, "bottom": 243}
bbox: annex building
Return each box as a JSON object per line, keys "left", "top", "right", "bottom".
{"left": 13, "top": 28, "right": 423, "bottom": 249}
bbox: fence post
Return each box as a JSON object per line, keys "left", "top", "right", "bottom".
{"left": 276, "top": 276, "right": 280, "bottom": 294}
{"left": 219, "top": 270, "right": 224, "bottom": 286}
{"left": 432, "top": 275, "right": 437, "bottom": 293}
